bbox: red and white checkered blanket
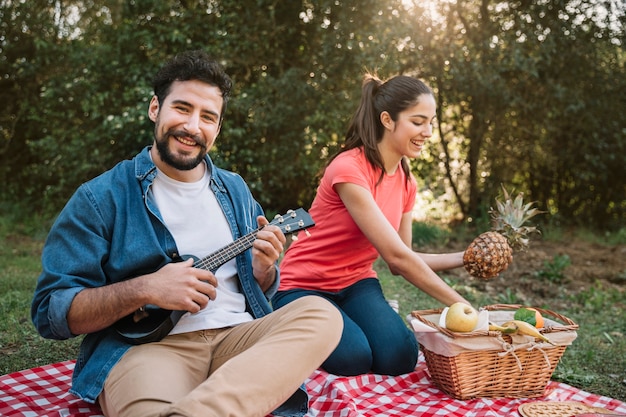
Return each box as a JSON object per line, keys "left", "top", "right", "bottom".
{"left": 1, "top": 356, "right": 625, "bottom": 417}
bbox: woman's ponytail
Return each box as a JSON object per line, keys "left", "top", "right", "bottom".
{"left": 324, "top": 73, "right": 434, "bottom": 185}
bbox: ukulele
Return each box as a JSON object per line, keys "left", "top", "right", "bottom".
{"left": 114, "top": 208, "right": 314, "bottom": 344}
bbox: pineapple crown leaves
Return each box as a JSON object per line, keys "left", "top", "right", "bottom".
{"left": 489, "top": 186, "right": 545, "bottom": 251}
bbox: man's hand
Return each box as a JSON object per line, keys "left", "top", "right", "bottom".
{"left": 146, "top": 257, "right": 218, "bottom": 313}
{"left": 251, "top": 216, "right": 286, "bottom": 291}
{"left": 67, "top": 258, "right": 218, "bottom": 335}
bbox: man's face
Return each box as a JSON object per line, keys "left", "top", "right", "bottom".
{"left": 148, "top": 80, "right": 223, "bottom": 173}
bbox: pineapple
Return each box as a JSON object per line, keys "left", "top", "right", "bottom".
{"left": 463, "top": 185, "right": 544, "bottom": 279}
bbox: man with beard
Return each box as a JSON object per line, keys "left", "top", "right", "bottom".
{"left": 31, "top": 50, "right": 342, "bottom": 417}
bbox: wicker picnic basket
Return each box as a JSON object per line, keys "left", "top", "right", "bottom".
{"left": 410, "top": 304, "right": 579, "bottom": 400}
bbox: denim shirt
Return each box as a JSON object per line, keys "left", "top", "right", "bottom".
{"left": 31, "top": 146, "right": 308, "bottom": 416}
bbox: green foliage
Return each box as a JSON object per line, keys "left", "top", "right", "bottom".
{"left": 552, "top": 284, "right": 626, "bottom": 398}
{"left": 410, "top": 0, "right": 626, "bottom": 229}
{"left": 495, "top": 287, "right": 525, "bottom": 305}
{"left": 0, "top": 217, "right": 82, "bottom": 373}
{"left": 534, "top": 254, "right": 572, "bottom": 284}
{"left": 576, "top": 227, "right": 626, "bottom": 246}
{"left": 570, "top": 282, "right": 624, "bottom": 313}
{"left": 1, "top": 0, "right": 624, "bottom": 229}
{"left": 411, "top": 221, "right": 450, "bottom": 248}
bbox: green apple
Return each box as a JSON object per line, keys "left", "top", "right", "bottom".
{"left": 445, "top": 302, "right": 479, "bottom": 332}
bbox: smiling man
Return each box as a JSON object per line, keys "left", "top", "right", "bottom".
{"left": 31, "top": 50, "right": 342, "bottom": 417}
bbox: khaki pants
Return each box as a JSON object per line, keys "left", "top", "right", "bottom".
{"left": 99, "top": 296, "right": 342, "bottom": 417}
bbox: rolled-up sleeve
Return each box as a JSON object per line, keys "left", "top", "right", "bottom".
{"left": 45, "top": 287, "right": 84, "bottom": 339}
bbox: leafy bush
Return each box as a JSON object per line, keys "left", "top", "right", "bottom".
{"left": 411, "top": 222, "right": 450, "bottom": 248}
{"left": 534, "top": 254, "right": 572, "bottom": 284}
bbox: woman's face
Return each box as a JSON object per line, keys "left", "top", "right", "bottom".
{"left": 383, "top": 93, "right": 437, "bottom": 160}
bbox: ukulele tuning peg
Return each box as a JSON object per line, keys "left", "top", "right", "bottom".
{"left": 304, "top": 229, "right": 311, "bottom": 237}
{"left": 291, "top": 234, "right": 298, "bottom": 242}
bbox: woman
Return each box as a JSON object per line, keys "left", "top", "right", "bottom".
{"left": 272, "top": 74, "right": 471, "bottom": 376}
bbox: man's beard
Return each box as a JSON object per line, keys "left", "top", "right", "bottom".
{"left": 154, "top": 128, "right": 207, "bottom": 171}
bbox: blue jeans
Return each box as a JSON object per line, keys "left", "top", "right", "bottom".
{"left": 272, "top": 278, "right": 419, "bottom": 376}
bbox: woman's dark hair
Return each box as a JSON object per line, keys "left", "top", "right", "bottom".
{"left": 327, "top": 74, "right": 433, "bottom": 184}
{"left": 152, "top": 50, "right": 233, "bottom": 124}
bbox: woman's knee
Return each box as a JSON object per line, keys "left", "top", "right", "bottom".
{"left": 321, "top": 318, "right": 375, "bottom": 376}
{"left": 323, "top": 340, "right": 373, "bottom": 376}
{"left": 371, "top": 338, "right": 419, "bottom": 376}
{"left": 287, "top": 296, "right": 343, "bottom": 341}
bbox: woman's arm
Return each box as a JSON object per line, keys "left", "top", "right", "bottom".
{"left": 335, "top": 182, "right": 469, "bottom": 306}
{"left": 398, "top": 212, "right": 465, "bottom": 271}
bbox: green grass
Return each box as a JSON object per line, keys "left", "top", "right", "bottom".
{"left": 0, "top": 218, "right": 83, "bottom": 374}
{"left": 1, "top": 217, "right": 624, "bottom": 403}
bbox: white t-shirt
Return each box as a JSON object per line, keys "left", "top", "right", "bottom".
{"left": 151, "top": 163, "right": 254, "bottom": 333}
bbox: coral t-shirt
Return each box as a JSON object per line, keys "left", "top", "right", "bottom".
{"left": 278, "top": 147, "right": 417, "bottom": 291}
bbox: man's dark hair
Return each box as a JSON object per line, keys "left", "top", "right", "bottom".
{"left": 152, "top": 50, "right": 233, "bottom": 119}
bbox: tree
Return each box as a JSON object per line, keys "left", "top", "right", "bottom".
{"left": 211, "top": 0, "right": 421, "bottom": 213}
{"left": 2, "top": 0, "right": 419, "bottom": 216}
{"left": 399, "top": 0, "right": 625, "bottom": 229}
{"left": 0, "top": 0, "right": 70, "bottom": 208}
{"left": 1, "top": 0, "right": 624, "bottom": 229}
